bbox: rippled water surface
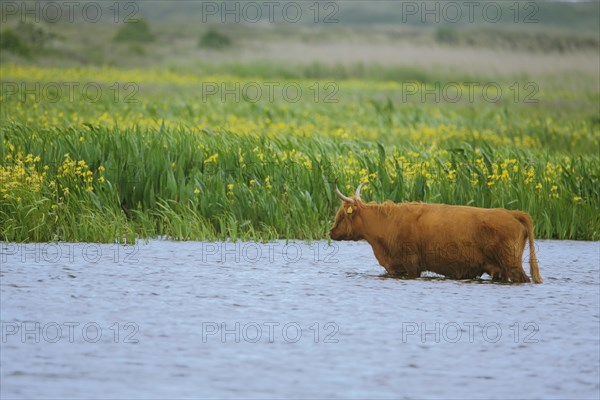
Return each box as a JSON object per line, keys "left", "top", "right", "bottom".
{"left": 1, "top": 240, "right": 599, "bottom": 399}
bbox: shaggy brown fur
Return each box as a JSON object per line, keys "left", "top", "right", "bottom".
{"left": 329, "top": 197, "right": 542, "bottom": 284}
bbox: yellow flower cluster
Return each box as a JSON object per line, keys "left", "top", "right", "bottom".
{"left": 1, "top": 152, "right": 45, "bottom": 201}
{"left": 57, "top": 154, "right": 98, "bottom": 193}
{"left": 1, "top": 148, "right": 106, "bottom": 206}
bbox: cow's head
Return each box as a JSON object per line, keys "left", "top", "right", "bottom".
{"left": 329, "top": 182, "right": 366, "bottom": 241}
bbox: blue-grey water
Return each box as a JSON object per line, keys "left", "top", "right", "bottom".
{"left": 1, "top": 239, "right": 599, "bottom": 399}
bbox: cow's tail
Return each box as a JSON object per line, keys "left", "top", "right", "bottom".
{"left": 514, "top": 211, "right": 543, "bottom": 284}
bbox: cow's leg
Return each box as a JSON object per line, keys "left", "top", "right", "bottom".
{"left": 492, "top": 266, "right": 511, "bottom": 283}
{"left": 401, "top": 256, "right": 421, "bottom": 279}
{"left": 508, "top": 267, "right": 530, "bottom": 283}
{"left": 448, "top": 268, "right": 468, "bottom": 280}
{"left": 404, "top": 270, "right": 420, "bottom": 279}
{"left": 381, "top": 264, "right": 408, "bottom": 277}
{"left": 465, "top": 268, "right": 483, "bottom": 280}
{"left": 484, "top": 263, "right": 503, "bottom": 281}
{"left": 455, "top": 264, "right": 483, "bottom": 280}
{"left": 390, "top": 265, "right": 409, "bottom": 276}
{"left": 385, "top": 264, "right": 418, "bottom": 278}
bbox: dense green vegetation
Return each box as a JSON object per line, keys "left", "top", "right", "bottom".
{"left": 1, "top": 1, "right": 598, "bottom": 242}
{"left": 1, "top": 64, "right": 598, "bottom": 242}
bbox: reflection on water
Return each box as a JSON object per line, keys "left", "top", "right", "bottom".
{"left": 1, "top": 240, "right": 599, "bottom": 399}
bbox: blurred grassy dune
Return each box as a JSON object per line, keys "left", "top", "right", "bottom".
{"left": 0, "top": 0, "right": 598, "bottom": 81}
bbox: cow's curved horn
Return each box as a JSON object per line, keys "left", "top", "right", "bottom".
{"left": 334, "top": 180, "right": 354, "bottom": 204}
{"left": 355, "top": 182, "right": 366, "bottom": 201}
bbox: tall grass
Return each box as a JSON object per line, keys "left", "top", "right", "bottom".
{"left": 2, "top": 123, "right": 598, "bottom": 242}
{"left": 1, "top": 65, "right": 599, "bottom": 242}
